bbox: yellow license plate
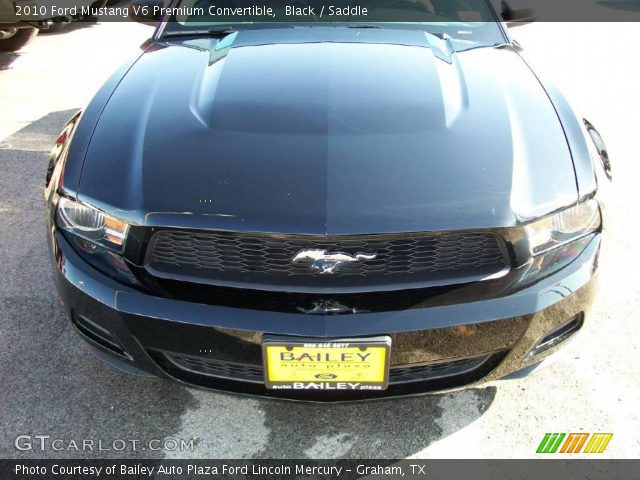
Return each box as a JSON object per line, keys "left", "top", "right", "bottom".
{"left": 262, "top": 336, "right": 391, "bottom": 391}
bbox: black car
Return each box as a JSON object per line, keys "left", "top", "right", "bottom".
{"left": 44, "top": 0, "right": 611, "bottom": 401}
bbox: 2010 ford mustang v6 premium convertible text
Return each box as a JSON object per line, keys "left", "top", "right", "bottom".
{"left": 44, "top": 0, "right": 612, "bottom": 400}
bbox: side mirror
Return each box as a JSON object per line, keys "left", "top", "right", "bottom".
{"left": 501, "top": 1, "right": 536, "bottom": 27}
{"left": 129, "top": 0, "right": 164, "bottom": 25}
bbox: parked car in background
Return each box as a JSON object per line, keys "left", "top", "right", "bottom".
{"left": 0, "top": 0, "right": 106, "bottom": 51}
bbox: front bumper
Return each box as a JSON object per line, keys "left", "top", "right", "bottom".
{"left": 51, "top": 230, "right": 600, "bottom": 401}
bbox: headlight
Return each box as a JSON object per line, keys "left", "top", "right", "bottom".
{"left": 526, "top": 199, "right": 601, "bottom": 255}
{"left": 56, "top": 197, "right": 129, "bottom": 251}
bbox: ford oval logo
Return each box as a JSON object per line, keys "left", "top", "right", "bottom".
{"left": 314, "top": 373, "right": 338, "bottom": 380}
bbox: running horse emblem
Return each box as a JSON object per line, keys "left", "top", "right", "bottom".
{"left": 292, "top": 249, "right": 378, "bottom": 274}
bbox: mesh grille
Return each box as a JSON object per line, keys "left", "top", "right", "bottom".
{"left": 147, "top": 230, "right": 508, "bottom": 288}
{"left": 388, "top": 357, "right": 485, "bottom": 383}
{"left": 166, "top": 355, "right": 264, "bottom": 383}
{"left": 164, "top": 352, "right": 491, "bottom": 385}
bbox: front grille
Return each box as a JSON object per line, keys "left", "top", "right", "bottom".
{"left": 146, "top": 230, "right": 509, "bottom": 289}
{"left": 389, "top": 356, "right": 491, "bottom": 383}
{"left": 165, "top": 354, "right": 264, "bottom": 383}
{"left": 163, "top": 351, "right": 493, "bottom": 386}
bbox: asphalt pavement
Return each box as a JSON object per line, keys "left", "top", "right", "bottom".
{"left": 0, "top": 21, "right": 638, "bottom": 459}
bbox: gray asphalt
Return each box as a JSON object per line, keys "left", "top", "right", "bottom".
{"left": 0, "top": 21, "right": 638, "bottom": 459}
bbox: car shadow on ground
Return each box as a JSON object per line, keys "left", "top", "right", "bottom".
{"left": 0, "top": 111, "right": 497, "bottom": 459}
{"left": 0, "top": 22, "right": 98, "bottom": 70}
{"left": 252, "top": 387, "right": 496, "bottom": 458}
{"left": 0, "top": 51, "right": 20, "bottom": 71}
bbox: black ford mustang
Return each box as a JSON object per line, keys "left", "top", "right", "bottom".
{"left": 45, "top": 0, "right": 611, "bottom": 400}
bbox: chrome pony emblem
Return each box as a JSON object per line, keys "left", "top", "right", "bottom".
{"left": 292, "top": 249, "right": 377, "bottom": 274}
{"left": 297, "top": 300, "right": 356, "bottom": 315}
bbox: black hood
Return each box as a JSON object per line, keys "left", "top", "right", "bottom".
{"left": 78, "top": 28, "right": 577, "bottom": 234}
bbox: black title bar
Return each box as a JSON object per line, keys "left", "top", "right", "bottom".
{"left": 0, "top": 459, "right": 637, "bottom": 480}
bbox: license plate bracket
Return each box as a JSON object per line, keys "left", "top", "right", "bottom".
{"left": 262, "top": 335, "right": 391, "bottom": 391}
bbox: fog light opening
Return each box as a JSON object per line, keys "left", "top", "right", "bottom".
{"left": 72, "top": 312, "right": 131, "bottom": 359}
{"left": 525, "top": 313, "right": 584, "bottom": 361}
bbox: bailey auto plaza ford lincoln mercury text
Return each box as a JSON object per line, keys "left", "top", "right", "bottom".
{"left": 44, "top": 0, "right": 611, "bottom": 400}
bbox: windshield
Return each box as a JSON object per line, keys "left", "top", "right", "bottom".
{"left": 161, "top": 0, "right": 506, "bottom": 46}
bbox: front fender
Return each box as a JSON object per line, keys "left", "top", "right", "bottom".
{"left": 59, "top": 48, "right": 148, "bottom": 197}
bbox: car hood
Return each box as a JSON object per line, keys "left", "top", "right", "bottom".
{"left": 78, "top": 28, "right": 577, "bottom": 234}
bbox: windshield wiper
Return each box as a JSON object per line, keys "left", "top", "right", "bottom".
{"left": 163, "top": 27, "right": 239, "bottom": 38}
{"left": 452, "top": 41, "right": 510, "bottom": 53}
